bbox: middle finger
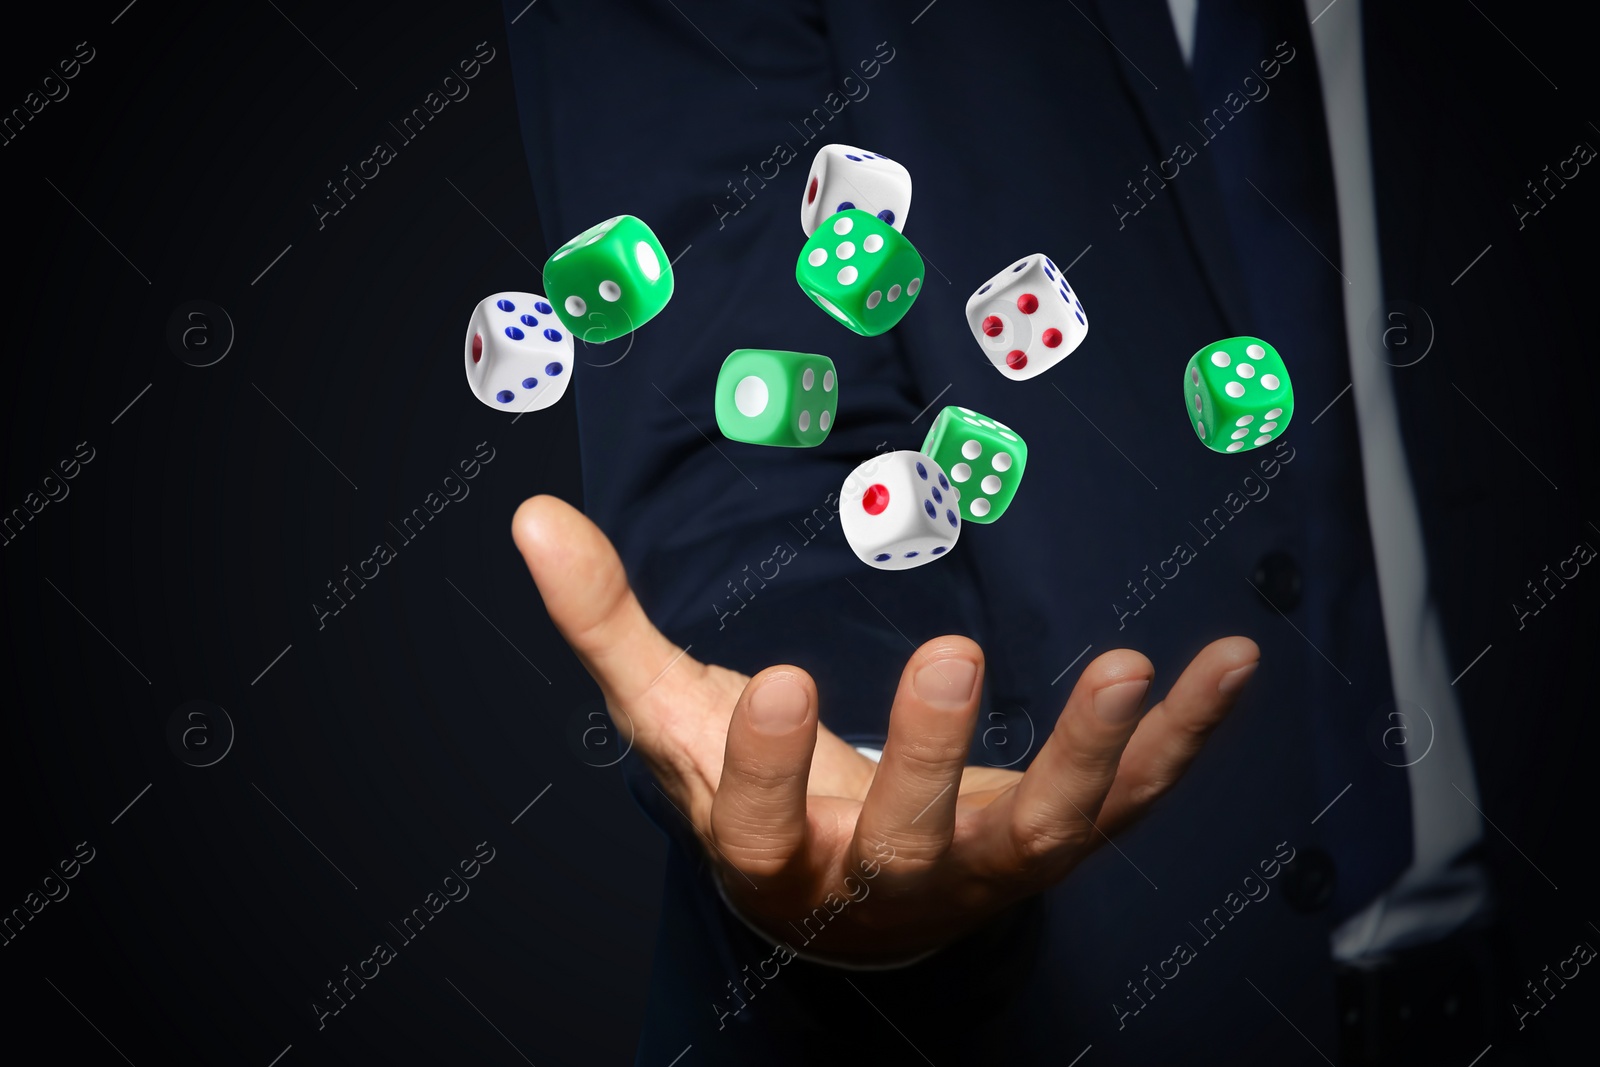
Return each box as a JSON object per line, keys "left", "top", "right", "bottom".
{"left": 853, "top": 636, "right": 985, "bottom": 871}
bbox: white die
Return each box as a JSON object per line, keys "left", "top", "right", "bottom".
{"left": 799, "top": 144, "right": 912, "bottom": 237}
{"left": 839, "top": 450, "right": 960, "bottom": 571}
{"left": 463, "top": 293, "right": 574, "bottom": 412}
{"left": 964, "top": 254, "right": 1088, "bottom": 381}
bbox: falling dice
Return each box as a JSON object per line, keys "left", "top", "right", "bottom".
{"left": 796, "top": 209, "right": 924, "bottom": 336}
{"left": 714, "top": 349, "right": 838, "bottom": 447}
{"left": 543, "top": 214, "right": 673, "bottom": 343}
{"left": 1185, "top": 336, "right": 1294, "bottom": 453}
{"left": 965, "top": 254, "right": 1088, "bottom": 380}
{"left": 839, "top": 450, "right": 960, "bottom": 570}
{"left": 463, "top": 293, "right": 573, "bottom": 412}
{"left": 921, "top": 406, "right": 1027, "bottom": 523}
{"left": 799, "top": 144, "right": 912, "bottom": 237}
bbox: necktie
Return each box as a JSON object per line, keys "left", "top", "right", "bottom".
{"left": 1190, "top": 0, "right": 1411, "bottom": 923}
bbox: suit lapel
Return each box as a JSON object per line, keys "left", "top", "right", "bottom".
{"left": 1092, "top": 0, "right": 1256, "bottom": 334}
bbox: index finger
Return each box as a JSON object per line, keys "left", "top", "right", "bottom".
{"left": 979, "top": 649, "right": 1153, "bottom": 875}
{"left": 1097, "top": 636, "right": 1259, "bottom": 834}
{"left": 510, "top": 495, "right": 700, "bottom": 710}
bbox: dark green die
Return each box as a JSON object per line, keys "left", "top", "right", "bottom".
{"left": 794, "top": 209, "right": 923, "bottom": 336}
{"left": 920, "top": 406, "right": 1027, "bottom": 522}
{"left": 1184, "top": 336, "right": 1294, "bottom": 453}
{"left": 544, "top": 214, "right": 673, "bottom": 343}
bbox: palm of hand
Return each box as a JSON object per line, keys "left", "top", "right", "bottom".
{"left": 515, "top": 496, "right": 1258, "bottom": 964}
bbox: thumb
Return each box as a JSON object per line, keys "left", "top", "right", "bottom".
{"left": 511, "top": 495, "right": 696, "bottom": 711}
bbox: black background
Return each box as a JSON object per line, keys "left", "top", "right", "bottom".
{"left": 2, "top": 2, "right": 658, "bottom": 1064}
{"left": 3, "top": 2, "right": 1598, "bottom": 1065}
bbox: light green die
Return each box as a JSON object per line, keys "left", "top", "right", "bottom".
{"left": 714, "top": 349, "right": 838, "bottom": 447}
{"left": 1185, "top": 336, "right": 1294, "bottom": 453}
{"left": 794, "top": 209, "right": 924, "bottom": 336}
{"left": 920, "top": 406, "right": 1027, "bottom": 523}
{"left": 544, "top": 214, "right": 673, "bottom": 343}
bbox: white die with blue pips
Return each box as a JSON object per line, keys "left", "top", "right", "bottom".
{"left": 464, "top": 293, "right": 573, "bottom": 412}
{"left": 799, "top": 144, "right": 912, "bottom": 238}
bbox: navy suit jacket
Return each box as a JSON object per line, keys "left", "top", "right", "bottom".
{"left": 505, "top": 2, "right": 1596, "bottom": 1061}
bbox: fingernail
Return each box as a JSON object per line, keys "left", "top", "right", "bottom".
{"left": 1094, "top": 678, "right": 1151, "bottom": 725}
{"left": 748, "top": 677, "right": 810, "bottom": 734}
{"left": 914, "top": 657, "right": 980, "bottom": 708}
{"left": 1218, "top": 662, "right": 1258, "bottom": 697}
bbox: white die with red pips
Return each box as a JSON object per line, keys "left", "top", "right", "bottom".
{"left": 965, "top": 254, "right": 1088, "bottom": 380}
{"left": 464, "top": 293, "right": 574, "bottom": 412}
{"left": 839, "top": 450, "right": 961, "bottom": 571}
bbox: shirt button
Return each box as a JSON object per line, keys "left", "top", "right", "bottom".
{"left": 1252, "top": 551, "right": 1303, "bottom": 611}
{"left": 1280, "top": 846, "right": 1337, "bottom": 912}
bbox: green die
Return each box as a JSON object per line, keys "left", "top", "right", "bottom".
{"left": 714, "top": 349, "right": 838, "bottom": 447}
{"left": 1184, "top": 336, "right": 1294, "bottom": 453}
{"left": 544, "top": 214, "right": 673, "bottom": 343}
{"left": 795, "top": 209, "right": 924, "bottom": 336}
{"left": 920, "top": 405, "right": 1027, "bottom": 523}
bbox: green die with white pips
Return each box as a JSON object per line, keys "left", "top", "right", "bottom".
{"left": 795, "top": 209, "right": 924, "bottom": 336}
{"left": 714, "top": 349, "right": 838, "bottom": 447}
{"left": 1185, "top": 336, "right": 1294, "bottom": 453}
{"left": 544, "top": 214, "right": 674, "bottom": 343}
{"left": 920, "top": 406, "right": 1027, "bottom": 523}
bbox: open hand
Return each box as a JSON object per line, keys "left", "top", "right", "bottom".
{"left": 513, "top": 495, "right": 1259, "bottom": 964}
